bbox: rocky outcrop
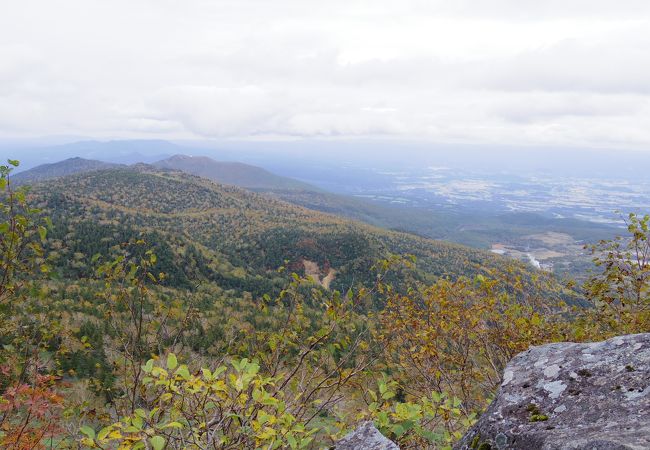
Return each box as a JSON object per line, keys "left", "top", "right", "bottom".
{"left": 456, "top": 333, "right": 650, "bottom": 450}
{"left": 335, "top": 421, "right": 399, "bottom": 450}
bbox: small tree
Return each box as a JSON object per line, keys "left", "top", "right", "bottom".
{"left": 81, "top": 355, "right": 319, "bottom": 449}
{"left": 0, "top": 160, "right": 64, "bottom": 449}
{"left": 93, "top": 241, "right": 196, "bottom": 414}
{"left": 583, "top": 212, "right": 650, "bottom": 335}
{"left": 377, "top": 266, "right": 568, "bottom": 413}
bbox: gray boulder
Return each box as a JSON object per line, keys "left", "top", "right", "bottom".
{"left": 455, "top": 333, "right": 650, "bottom": 450}
{"left": 335, "top": 421, "right": 399, "bottom": 450}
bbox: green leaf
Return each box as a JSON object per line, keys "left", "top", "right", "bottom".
{"left": 7, "top": 159, "right": 19, "bottom": 167}
{"left": 97, "top": 426, "right": 112, "bottom": 441}
{"left": 167, "top": 353, "right": 178, "bottom": 370}
{"left": 150, "top": 435, "right": 165, "bottom": 450}
{"left": 176, "top": 365, "right": 190, "bottom": 380}
{"left": 142, "top": 359, "right": 154, "bottom": 373}
{"left": 420, "top": 429, "right": 443, "bottom": 443}
{"left": 80, "top": 425, "right": 95, "bottom": 440}
{"left": 132, "top": 415, "right": 144, "bottom": 429}
{"left": 38, "top": 225, "right": 47, "bottom": 242}
{"left": 392, "top": 424, "right": 406, "bottom": 437}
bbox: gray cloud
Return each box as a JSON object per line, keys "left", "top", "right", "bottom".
{"left": 1, "top": 0, "right": 650, "bottom": 149}
{"left": 468, "top": 30, "right": 650, "bottom": 94}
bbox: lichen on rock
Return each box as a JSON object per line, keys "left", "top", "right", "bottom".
{"left": 335, "top": 421, "right": 400, "bottom": 450}
{"left": 455, "top": 333, "right": 650, "bottom": 450}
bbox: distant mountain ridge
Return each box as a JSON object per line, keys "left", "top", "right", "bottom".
{"left": 0, "top": 139, "right": 181, "bottom": 170}
{"left": 152, "top": 154, "right": 318, "bottom": 191}
{"left": 12, "top": 154, "right": 318, "bottom": 192}
{"left": 11, "top": 157, "right": 122, "bottom": 184}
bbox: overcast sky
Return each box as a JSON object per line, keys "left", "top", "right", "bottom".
{"left": 2, "top": 0, "right": 650, "bottom": 150}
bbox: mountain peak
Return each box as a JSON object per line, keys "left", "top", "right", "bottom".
{"left": 154, "top": 155, "right": 316, "bottom": 191}
{"left": 11, "top": 157, "right": 121, "bottom": 184}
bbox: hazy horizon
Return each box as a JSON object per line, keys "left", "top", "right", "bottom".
{"left": 3, "top": 137, "right": 649, "bottom": 178}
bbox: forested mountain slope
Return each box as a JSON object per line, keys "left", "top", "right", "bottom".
{"left": 27, "top": 165, "right": 507, "bottom": 295}
{"left": 14, "top": 154, "right": 613, "bottom": 281}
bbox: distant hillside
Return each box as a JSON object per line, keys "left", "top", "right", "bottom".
{"left": 13, "top": 155, "right": 612, "bottom": 280}
{"left": 11, "top": 157, "right": 122, "bottom": 184}
{"left": 153, "top": 154, "right": 317, "bottom": 191}
{"left": 29, "top": 166, "right": 512, "bottom": 296}
{"left": 266, "top": 189, "right": 457, "bottom": 237}
{"left": 265, "top": 189, "right": 617, "bottom": 279}
{"left": 267, "top": 190, "right": 615, "bottom": 244}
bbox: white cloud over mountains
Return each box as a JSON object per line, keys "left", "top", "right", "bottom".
{"left": 1, "top": 0, "right": 650, "bottom": 149}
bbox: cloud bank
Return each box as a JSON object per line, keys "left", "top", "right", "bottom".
{"left": 1, "top": 0, "right": 650, "bottom": 149}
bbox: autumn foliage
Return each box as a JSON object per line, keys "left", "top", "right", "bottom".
{"left": 0, "top": 159, "right": 647, "bottom": 449}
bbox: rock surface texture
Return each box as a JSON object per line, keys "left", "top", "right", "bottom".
{"left": 335, "top": 421, "right": 399, "bottom": 450}
{"left": 456, "top": 333, "right": 650, "bottom": 450}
